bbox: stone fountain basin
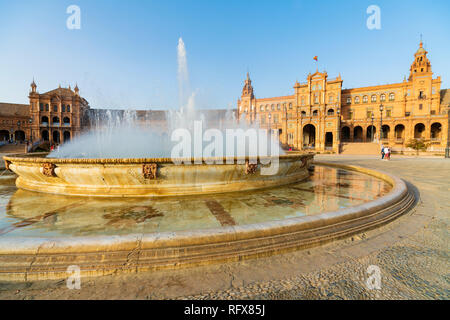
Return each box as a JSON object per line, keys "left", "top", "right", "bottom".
{"left": 3, "top": 153, "right": 314, "bottom": 197}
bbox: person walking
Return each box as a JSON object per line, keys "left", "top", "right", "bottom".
{"left": 386, "top": 147, "right": 391, "bottom": 160}
{"left": 383, "top": 146, "right": 389, "bottom": 160}
{"left": 381, "top": 144, "right": 385, "bottom": 160}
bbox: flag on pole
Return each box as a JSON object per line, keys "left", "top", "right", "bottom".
{"left": 313, "top": 56, "right": 318, "bottom": 61}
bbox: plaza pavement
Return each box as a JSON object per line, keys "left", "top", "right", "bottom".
{"left": 0, "top": 155, "right": 448, "bottom": 299}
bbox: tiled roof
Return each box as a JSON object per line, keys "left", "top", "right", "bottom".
{"left": 42, "top": 87, "right": 75, "bottom": 97}
{"left": 440, "top": 89, "right": 450, "bottom": 107}
{"left": 0, "top": 103, "right": 30, "bottom": 117}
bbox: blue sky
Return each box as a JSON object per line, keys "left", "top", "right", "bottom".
{"left": 0, "top": 0, "right": 449, "bottom": 109}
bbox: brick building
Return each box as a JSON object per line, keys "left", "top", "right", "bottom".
{"left": 237, "top": 41, "right": 450, "bottom": 154}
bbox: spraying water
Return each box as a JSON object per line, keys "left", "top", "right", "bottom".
{"left": 49, "top": 38, "right": 282, "bottom": 159}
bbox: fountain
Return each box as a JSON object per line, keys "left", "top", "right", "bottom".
{"left": 0, "top": 38, "right": 415, "bottom": 281}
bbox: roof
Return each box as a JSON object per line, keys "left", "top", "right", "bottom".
{"left": 440, "top": 89, "right": 450, "bottom": 107}
{"left": 0, "top": 103, "right": 30, "bottom": 118}
{"left": 41, "top": 87, "right": 75, "bottom": 97}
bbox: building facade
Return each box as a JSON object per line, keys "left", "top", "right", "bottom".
{"left": 237, "top": 42, "right": 450, "bottom": 154}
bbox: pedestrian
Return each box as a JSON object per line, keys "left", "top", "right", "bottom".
{"left": 381, "top": 144, "right": 385, "bottom": 160}
{"left": 383, "top": 146, "right": 389, "bottom": 160}
{"left": 387, "top": 147, "right": 391, "bottom": 160}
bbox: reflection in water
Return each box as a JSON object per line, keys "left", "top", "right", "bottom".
{"left": 0, "top": 166, "right": 391, "bottom": 238}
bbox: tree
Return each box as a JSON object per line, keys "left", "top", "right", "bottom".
{"left": 406, "top": 138, "right": 430, "bottom": 156}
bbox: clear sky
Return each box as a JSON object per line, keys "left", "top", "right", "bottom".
{"left": 0, "top": 0, "right": 449, "bottom": 110}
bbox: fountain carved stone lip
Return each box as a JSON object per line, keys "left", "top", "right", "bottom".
{"left": 3, "top": 152, "right": 315, "bottom": 197}
{"left": 0, "top": 162, "right": 416, "bottom": 281}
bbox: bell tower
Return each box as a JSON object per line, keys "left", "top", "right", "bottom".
{"left": 409, "top": 40, "right": 432, "bottom": 81}
{"left": 238, "top": 72, "right": 256, "bottom": 122}
{"left": 242, "top": 72, "right": 254, "bottom": 99}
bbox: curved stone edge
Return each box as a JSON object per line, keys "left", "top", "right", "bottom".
{"left": 3, "top": 152, "right": 313, "bottom": 165}
{"left": 0, "top": 163, "right": 416, "bottom": 281}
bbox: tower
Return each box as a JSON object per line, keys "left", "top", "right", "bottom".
{"left": 409, "top": 40, "right": 432, "bottom": 81}
{"left": 242, "top": 72, "right": 254, "bottom": 99}
{"left": 238, "top": 73, "right": 255, "bottom": 122}
{"left": 30, "top": 79, "right": 37, "bottom": 93}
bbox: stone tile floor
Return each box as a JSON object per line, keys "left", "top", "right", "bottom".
{"left": 0, "top": 155, "right": 448, "bottom": 300}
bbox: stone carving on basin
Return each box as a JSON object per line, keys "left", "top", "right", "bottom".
{"left": 3, "top": 153, "right": 314, "bottom": 197}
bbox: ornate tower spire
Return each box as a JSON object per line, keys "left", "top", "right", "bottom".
{"left": 409, "top": 39, "right": 432, "bottom": 81}
{"left": 242, "top": 72, "right": 254, "bottom": 99}
{"left": 30, "top": 78, "right": 37, "bottom": 93}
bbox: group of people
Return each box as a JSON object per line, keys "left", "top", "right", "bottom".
{"left": 50, "top": 144, "right": 60, "bottom": 152}
{"left": 381, "top": 145, "right": 391, "bottom": 160}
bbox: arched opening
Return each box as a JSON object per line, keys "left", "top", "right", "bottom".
{"left": 63, "top": 131, "right": 71, "bottom": 142}
{"left": 341, "top": 126, "right": 350, "bottom": 141}
{"left": 312, "top": 110, "right": 318, "bottom": 117}
{"left": 414, "top": 123, "right": 425, "bottom": 139}
{"left": 41, "top": 116, "right": 49, "bottom": 125}
{"left": 430, "top": 123, "right": 442, "bottom": 140}
{"left": 327, "top": 109, "right": 334, "bottom": 116}
{"left": 63, "top": 117, "right": 70, "bottom": 126}
{"left": 381, "top": 125, "right": 390, "bottom": 140}
{"left": 52, "top": 117, "right": 60, "bottom": 125}
{"left": 354, "top": 126, "right": 363, "bottom": 142}
{"left": 301, "top": 111, "right": 306, "bottom": 117}
{"left": 325, "top": 132, "right": 333, "bottom": 148}
{"left": 395, "top": 124, "right": 405, "bottom": 141}
{"left": 42, "top": 130, "right": 49, "bottom": 141}
{"left": 14, "top": 130, "right": 25, "bottom": 142}
{"left": 0, "top": 130, "right": 10, "bottom": 142}
{"left": 366, "top": 126, "right": 376, "bottom": 141}
{"left": 52, "top": 130, "right": 60, "bottom": 144}
{"left": 303, "top": 124, "right": 316, "bottom": 149}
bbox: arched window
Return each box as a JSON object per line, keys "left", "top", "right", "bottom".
{"left": 354, "top": 96, "right": 360, "bottom": 104}
{"left": 327, "top": 109, "right": 334, "bottom": 116}
{"left": 314, "top": 95, "right": 319, "bottom": 104}
{"left": 371, "top": 95, "right": 377, "bottom": 103}
{"left": 265, "top": 105, "right": 269, "bottom": 111}
{"left": 62, "top": 104, "right": 66, "bottom": 112}
{"left": 277, "top": 104, "right": 281, "bottom": 110}
{"left": 389, "top": 93, "right": 395, "bottom": 101}
{"left": 329, "top": 95, "right": 334, "bottom": 104}
{"left": 271, "top": 104, "right": 275, "bottom": 111}
{"left": 260, "top": 105, "right": 264, "bottom": 111}
{"left": 39, "top": 103, "right": 44, "bottom": 111}
{"left": 41, "top": 116, "right": 49, "bottom": 124}
{"left": 67, "top": 105, "right": 71, "bottom": 112}
{"left": 45, "top": 104, "right": 49, "bottom": 111}
{"left": 363, "top": 95, "right": 368, "bottom": 103}
{"left": 289, "top": 103, "right": 292, "bottom": 110}
{"left": 53, "top": 105, "right": 58, "bottom": 112}
{"left": 52, "top": 116, "right": 60, "bottom": 125}
{"left": 380, "top": 94, "right": 386, "bottom": 102}
{"left": 301, "top": 111, "right": 306, "bottom": 116}
{"left": 301, "top": 97, "right": 305, "bottom": 106}
{"left": 347, "top": 97, "right": 352, "bottom": 104}
{"left": 312, "top": 110, "right": 318, "bottom": 117}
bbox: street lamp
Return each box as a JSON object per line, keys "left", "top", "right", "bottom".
{"left": 446, "top": 105, "right": 450, "bottom": 158}
{"left": 379, "top": 104, "right": 384, "bottom": 141}
{"left": 336, "top": 107, "right": 341, "bottom": 153}
{"left": 371, "top": 113, "right": 374, "bottom": 142}
{"left": 29, "top": 118, "right": 33, "bottom": 144}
